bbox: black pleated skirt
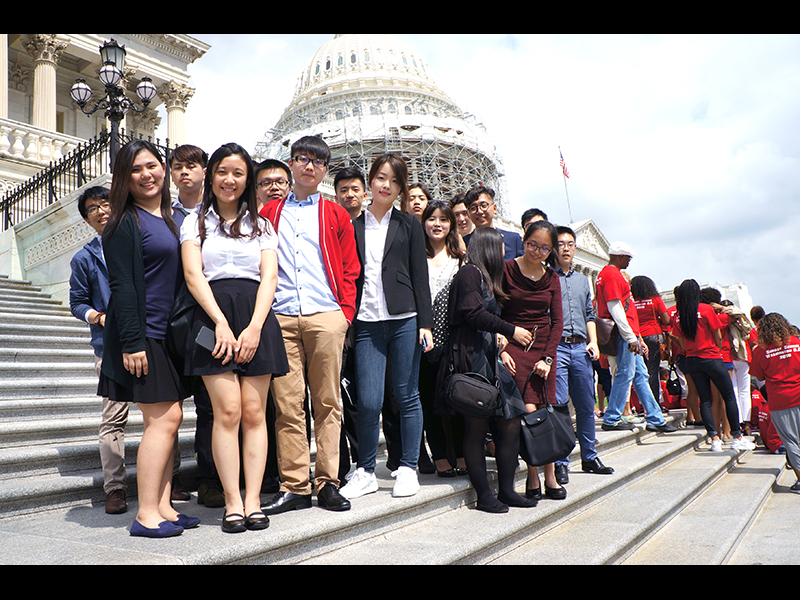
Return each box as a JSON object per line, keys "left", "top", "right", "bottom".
{"left": 186, "top": 278, "right": 289, "bottom": 378}
{"left": 98, "top": 337, "right": 189, "bottom": 404}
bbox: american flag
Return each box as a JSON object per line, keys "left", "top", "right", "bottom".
{"left": 560, "top": 151, "right": 570, "bottom": 179}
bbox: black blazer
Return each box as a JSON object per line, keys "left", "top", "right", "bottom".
{"left": 353, "top": 208, "right": 433, "bottom": 329}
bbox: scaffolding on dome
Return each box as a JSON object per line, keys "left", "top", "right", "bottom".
{"left": 254, "top": 89, "right": 511, "bottom": 219}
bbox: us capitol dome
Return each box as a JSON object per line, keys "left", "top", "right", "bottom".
{"left": 255, "top": 34, "right": 510, "bottom": 216}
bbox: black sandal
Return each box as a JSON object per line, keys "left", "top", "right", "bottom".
{"left": 245, "top": 511, "right": 270, "bottom": 531}
{"left": 222, "top": 512, "right": 247, "bottom": 534}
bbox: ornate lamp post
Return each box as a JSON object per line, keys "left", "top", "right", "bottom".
{"left": 70, "top": 39, "right": 158, "bottom": 168}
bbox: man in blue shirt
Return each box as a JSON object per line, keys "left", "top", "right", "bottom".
{"left": 553, "top": 226, "right": 614, "bottom": 483}
{"left": 462, "top": 185, "right": 524, "bottom": 261}
{"left": 69, "top": 187, "right": 129, "bottom": 514}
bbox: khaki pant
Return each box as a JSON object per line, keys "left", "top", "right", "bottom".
{"left": 271, "top": 311, "right": 348, "bottom": 495}
{"left": 96, "top": 356, "right": 129, "bottom": 494}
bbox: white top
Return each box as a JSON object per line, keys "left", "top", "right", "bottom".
{"left": 428, "top": 255, "right": 460, "bottom": 301}
{"left": 180, "top": 206, "right": 278, "bottom": 282}
{"left": 356, "top": 207, "right": 416, "bottom": 323}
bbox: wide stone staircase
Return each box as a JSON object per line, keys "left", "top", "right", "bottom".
{"left": 0, "top": 274, "right": 798, "bottom": 565}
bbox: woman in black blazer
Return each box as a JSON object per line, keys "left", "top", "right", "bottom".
{"left": 340, "top": 154, "right": 433, "bottom": 501}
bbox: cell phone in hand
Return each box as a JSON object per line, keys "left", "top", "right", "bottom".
{"left": 196, "top": 326, "right": 216, "bottom": 352}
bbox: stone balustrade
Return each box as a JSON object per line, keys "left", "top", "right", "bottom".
{"left": 0, "top": 117, "right": 84, "bottom": 166}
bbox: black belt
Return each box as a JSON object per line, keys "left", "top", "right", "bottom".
{"left": 562, "top": 336, "right": 585, "bottom": 344}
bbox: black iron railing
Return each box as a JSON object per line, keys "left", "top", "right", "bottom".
{"left": 1, "top": 130, "right": 172, "bottom": 231}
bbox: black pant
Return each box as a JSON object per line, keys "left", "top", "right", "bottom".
{"left": 686, "top": 356, "right": 741, "bottom": 438}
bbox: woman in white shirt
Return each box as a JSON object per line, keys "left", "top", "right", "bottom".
{"left": 341, "top": 154, "right": 433, "bottom": 500}
{"left": 180, "top": 143, "right": 288, "bottom": 533}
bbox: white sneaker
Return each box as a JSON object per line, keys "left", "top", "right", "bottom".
{"left": 340, "top": 467, "right": 378, "bottom": 499}
{"left": 731, "top": 437, "right": 756, "bottom": 452}
{"left": 710, "top": 439, "right": 723, "bottom": 452}
{"left": 392, "top": 466, "right": 420, "bottom": 498}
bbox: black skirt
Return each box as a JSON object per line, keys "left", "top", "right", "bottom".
{"left": 186, "top": 278, "right": 289, "bottom": 378}
{"left": 98, "top": 337, "right": 189, "bottom": 404}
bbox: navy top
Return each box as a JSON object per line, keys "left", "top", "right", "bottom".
{"left": 136, "top": 206, "right": 185, "bottom": 340}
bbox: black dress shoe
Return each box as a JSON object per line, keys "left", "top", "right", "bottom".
{"left": 647, "top": 423, "right": 678, "bottom": 433}
{"left": 317, "top": 483, "right": 351, "bottom": 512}
{"left": 544, "top": 485, "right": 567, "bottom": 500}
{"left": 581, "top": 457, "right": 615, "bottom": 475}
{"left": 554, "top": 464, "right": 570, "bottom": 485}
{"left": 261, "top": 491, "right": 312, "bottom": 515}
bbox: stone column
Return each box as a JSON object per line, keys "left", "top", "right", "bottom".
{"left": 158, "top": 81, "right": 194, "bottom": 147}
{"left": 0, "top": 34, "right": 8, "bottom": 119}
{"left": 25, "top": 34, "right": 69, "bottom": 132}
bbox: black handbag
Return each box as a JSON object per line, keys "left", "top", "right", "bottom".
{"left": 444, "top": 371, "right": 501, "bottom": 418}
{"left": 666, "top": 364, "right": 682, "bottom": 397}
{"left": 519, "top": 371, "right": 576, "bottom": 467}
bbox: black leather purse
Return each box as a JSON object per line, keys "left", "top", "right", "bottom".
{"left": 518, "top": 371, "right": 576, "bottom": 467}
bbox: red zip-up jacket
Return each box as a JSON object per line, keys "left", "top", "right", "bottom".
{"left": 260, "top": 196, "right": 360, "bottom": 324}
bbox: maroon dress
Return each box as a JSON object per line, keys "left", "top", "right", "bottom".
{"left": 500, "top": 259, "right": 564, "bottom": 405}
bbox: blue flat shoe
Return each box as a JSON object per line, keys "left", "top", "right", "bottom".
{"left": 174, "top": 514, "right": 201, "bottom": 529}
{"left": 130, "top": 519, "right": 183, "bottom": 538}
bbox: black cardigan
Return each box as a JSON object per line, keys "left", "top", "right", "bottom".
{"left": 353, "top": 208, "right": 433, "bottom": 329}
{"left": 100, "top": 208, "right": 185, "bottom": 390}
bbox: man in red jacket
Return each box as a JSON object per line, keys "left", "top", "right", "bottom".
{"left": 260, "top": 136, "right": 360, "bottom": 515}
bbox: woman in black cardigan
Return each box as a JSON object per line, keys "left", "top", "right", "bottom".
{"left": 100, "top": 140, "right": 196, "bottom": 538}
{"left": 442, "top": 227, "right": 536, "bottom": 513}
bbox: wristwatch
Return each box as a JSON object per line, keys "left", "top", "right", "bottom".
{"left": 543, "top": 356, "right": 553, "bottom": 366}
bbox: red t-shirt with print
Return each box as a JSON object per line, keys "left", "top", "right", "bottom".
{"left": 596, "top": 265, "right": 639, "bottom": 336}
{"left": 750, "top": 336, "right": 800, "bottom": 412}
{"left": 671, "top": 303, "right": 723, "bottom": 360}
{"left": 635, "top": 295, "right": 668, "bottom": 337}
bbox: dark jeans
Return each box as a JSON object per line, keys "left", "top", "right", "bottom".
{"left": 685, "top": 356, "right": 742, "bottom": 438}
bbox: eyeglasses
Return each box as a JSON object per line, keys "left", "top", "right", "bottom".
{"left": 525, "top": 241, "right": 552, "bottom": 255}
{"left": 86, "top": 201, "right": 110, "bottom": 216}
{"left": 467, "top": 201, "right": 493, "bottom": 214}
{"left": 557, "top": 241, "right": 576, "bottom": 250}
{"left": 293, "top": 155, "right": 328, "bottom": 169}
{"left": 257, "top": 178, "right": 290, "bottom": 189}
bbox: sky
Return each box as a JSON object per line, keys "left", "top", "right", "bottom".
{"left": 160, "top": 34, "right": 800, "bottom": 324}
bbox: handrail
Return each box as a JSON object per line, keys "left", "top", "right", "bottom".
{"left": 1, "top": 130, "right": 172, "bottom": 231}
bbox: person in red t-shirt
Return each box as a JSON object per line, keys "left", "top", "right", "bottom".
{"left": 672, "top": 279, "right": 754, "bottom": 453}
{"left": 596, "top": 242, "right": 675, "bottom": 433}
{"left": 751, "top": 387, "right": 783, "bottom": 453}
{"left": 631, "top": 275, "right": 670, "bottom": 407}
{"left": 749, "top": 313, "right": 800, "bottom": 491}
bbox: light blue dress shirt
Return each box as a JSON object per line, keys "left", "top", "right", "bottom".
{"left": 273, "top": 192, "right": 340, "bottom": 317}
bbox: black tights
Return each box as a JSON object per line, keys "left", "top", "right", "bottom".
{"left": 463, "top": 415, "right": 528, "bottom": 507}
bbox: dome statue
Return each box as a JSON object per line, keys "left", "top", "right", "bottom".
{"left": 255, "top": 34, "right": 509, "bottom": 216}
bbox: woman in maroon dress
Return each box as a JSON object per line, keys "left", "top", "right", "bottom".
{"left": 500, "top": 220, "right": 565, "bottom": 500}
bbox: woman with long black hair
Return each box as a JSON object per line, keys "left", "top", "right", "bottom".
{"left": 441, "top": 227, "right": 536, "bottom": 513}
{"left": 100, "top": 140, "right": 198, "bottom": 538}
{"left": 181, "top": 143, "right": 288, "bottom": 533}
{"left": 671, "top": 279, "right": 754, "bottom": 452}
{"left": 631, "top": 275, "right": 670, "bottom": 405}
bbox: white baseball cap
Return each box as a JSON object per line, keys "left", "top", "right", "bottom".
{"left": 608, "top": 241, "right": 636, "bottom": 258}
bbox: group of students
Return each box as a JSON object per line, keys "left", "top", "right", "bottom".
{"left": 70, "top": 134, "right": 800, "bottom": 539}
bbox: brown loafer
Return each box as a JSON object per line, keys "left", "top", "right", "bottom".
{"left": 105, "top": 489, "right": 128, "bottom": 515}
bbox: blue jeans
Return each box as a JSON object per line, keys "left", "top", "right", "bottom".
{"left": 604, "top": 336, "right": 667, "bottom": 427}
{"left": 555, "top": 341, "right": 598, "bottom": 464}
{"left": 354, "top": 316, "right": 423, "bottom": 472}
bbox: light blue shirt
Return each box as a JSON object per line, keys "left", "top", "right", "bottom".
{"left": 273, "top": 192, "right": 340, "bottom": 317}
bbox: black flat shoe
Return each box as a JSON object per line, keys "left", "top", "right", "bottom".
{"left": 476, "top": 499, "right": 509, "bottom": 513}
{"left": 245, "top": 512, "right": 270, "bottom": 531}
{"left": 436, "top": 468, "right": 456, "bottom": 478}
{"left": 526, "top": 486, "right": 542, "bottom": 501}
{"left": 498, "top": 492, "right": 538, "bottom": 508}
{"left": 555, "top": 464, "right": 570, "bottom": 485}
{"left": 221, "top": 512, "right": 246, "bottom": 534}
{"left": 545, "top": 485, "right": 567, "bottom": 500}
{"left": 581, "top": 457, "right": 615, "bottom": 475}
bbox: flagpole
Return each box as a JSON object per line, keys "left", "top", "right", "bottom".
{"left": 559, "top": 147, "right": 573, "bottom": 223}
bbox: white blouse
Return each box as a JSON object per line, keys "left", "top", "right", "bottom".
{"left": 180, "top": 207, "right": 277, "bottom": 283}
